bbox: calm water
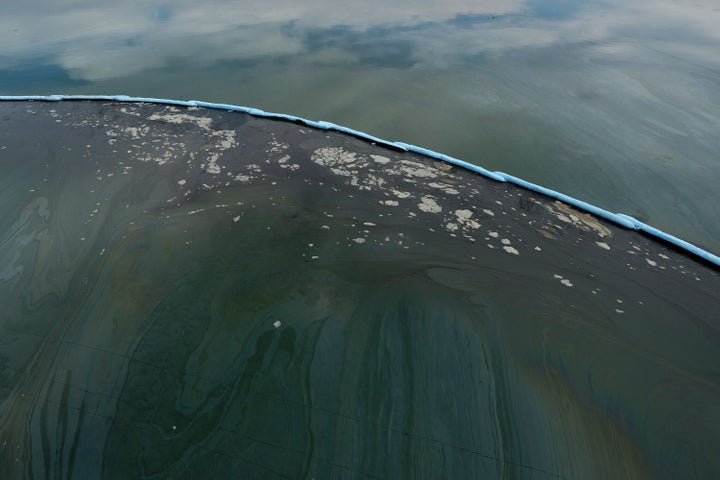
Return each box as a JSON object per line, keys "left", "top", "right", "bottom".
{"left": 2, "top": 2, "right": 720, "bottom": 478}
{"left": 2, "top": 0, "right": 719, "bottom": 251}
{"left": 0, "top": 100, "right": 718, "bottom": 478}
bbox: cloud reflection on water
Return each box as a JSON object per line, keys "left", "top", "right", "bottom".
{"left": 2, "top": 0, "right": 719, "bottom": 81}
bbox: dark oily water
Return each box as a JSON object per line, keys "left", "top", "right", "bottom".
{"left": 0, "top": 101, "right": 718, "bottom": 478}
{"left": 1, "top": 0, "right": 720, "bottom": 252}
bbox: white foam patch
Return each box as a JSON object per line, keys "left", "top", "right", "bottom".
{"left": 455, "top": 209, "right": 473, "bottom": 222}
{"left": 392, "top": 190, "right": 411, "bottom": 199}
{"left": 311, "top": 147, "right": 359, "bottom": 177}
{"left": 148, "top": 112, "right": 213, "bottom": 130}
{"left": 553, "top": 274, "right": 573, "bottom": 287}
{"left": 453, "top": 209, "right": 481, "bottom": 229}
{"left": 429, "top": 182, "right": 459, "bottom": 195}
{"left": 418, "top": 196, "right": 442, "bottom": 213}
{"left": 396, "top": 160, "right": 439, "bottom": 178}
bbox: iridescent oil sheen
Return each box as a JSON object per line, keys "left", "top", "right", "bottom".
{"left": 0, "top": 101, "right": 718, "bottom": 479}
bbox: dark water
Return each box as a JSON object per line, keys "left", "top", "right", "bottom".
{"left": 1, "top": 0, "right": 719, "bottom": 251}
{"left": 0, "top": 100, "right": 718, "bottom": 479}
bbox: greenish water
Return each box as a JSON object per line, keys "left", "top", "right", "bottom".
{"left": 1, "top": 0, "right": 720, "bottom": 251}
{"left": 0, "top": 101, "right": 718, "bottom": 478}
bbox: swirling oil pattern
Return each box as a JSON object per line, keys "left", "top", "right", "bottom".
{"left": 0, "top": 100, "right": 718, "bottom": 479}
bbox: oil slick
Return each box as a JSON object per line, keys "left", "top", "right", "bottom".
{"left": 0, "top": 100, "right": 718, "bottom": 479}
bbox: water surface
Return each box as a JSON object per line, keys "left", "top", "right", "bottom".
{"left": 2, "top": 2, "right": 720, "bottom": 478}
{"left": 0, "top": 101, "right": 718, "bottom": 478}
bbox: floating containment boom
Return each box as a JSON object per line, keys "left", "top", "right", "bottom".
{"left": 0, "top": 97, "right": 718, "bottom": 479}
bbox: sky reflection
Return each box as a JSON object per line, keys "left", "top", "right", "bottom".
{"left": 3, "top": 0, "right": 719, "bottom": 81}
{"left": 1, "top": 0, "right": 720, "bottom": 249}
